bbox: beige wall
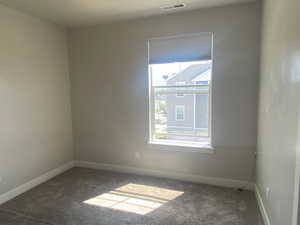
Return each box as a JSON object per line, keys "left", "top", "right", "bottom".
{"left": 69, "top": 2, "right": 261, "bottom": 182}
{"left": 0, "top": 5, "right": 73, "bottom": 195}
{"left": 256, "top": 0, "right": 300, "bottom": 224}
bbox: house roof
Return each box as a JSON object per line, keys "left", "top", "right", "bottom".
{"left": 167, "top": 63, "right": 211, "bottom": 84}
{"left": 192, "top": 68, "right": 212, "bottom": 82}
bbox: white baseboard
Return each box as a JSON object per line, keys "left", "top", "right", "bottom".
{"left": 255, "top": 184, "right": 271, "bottom": 225}
{"left": 0, "top": 161, "right": 74, "bottom": 205}
{"left": 74, "top": 161, "right": 254, "bottom": 190}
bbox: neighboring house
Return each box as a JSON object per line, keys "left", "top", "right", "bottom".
{"left": 165, "top": 63, "right": 211, "bottom": 137}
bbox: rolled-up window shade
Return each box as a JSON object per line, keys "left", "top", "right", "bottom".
{"left": 149, "top": 33, "right": 212, "bottom": 64}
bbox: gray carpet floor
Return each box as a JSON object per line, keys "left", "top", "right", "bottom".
{"left": 0, "top": 167, "right": 264, "bottom": 225}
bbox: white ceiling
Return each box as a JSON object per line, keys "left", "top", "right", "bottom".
{"left": 0, "top": 0, "right": 257, "bottom": 27}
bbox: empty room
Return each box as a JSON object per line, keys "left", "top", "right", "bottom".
{"left": 0, "top": 0, "right": 299, "bottom": 224}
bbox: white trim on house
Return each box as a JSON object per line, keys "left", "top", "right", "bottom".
{"left": 176, "top": 81, "right": 186, "bottom": 97}
{"left": 255, "top": 185, "right": 271, "bottom": 225}
{"left": 74, "top": 161, "right": 254, "bottom": 190}
{"left": 0, "top": 161, "right": 74, "bottom": 205}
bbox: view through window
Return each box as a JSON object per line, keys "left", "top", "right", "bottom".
{"left": 149, "top": 60, "right": 211, "bottom": 146}
{"left": 148, "top": 33, "right": 213, "bottom": 147}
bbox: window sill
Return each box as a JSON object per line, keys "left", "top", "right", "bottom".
{"left": 148, "top": 140, "right": 215, "bottom": 153}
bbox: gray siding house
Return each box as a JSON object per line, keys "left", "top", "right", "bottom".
{"left": 166, "top": 63, "right": 211, "bottom": 136}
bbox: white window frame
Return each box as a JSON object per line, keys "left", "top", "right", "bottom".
{"left": 147, "top": 33, "right": 214, "bottom": 149}
{"left": 176, "top": 82, "right": 185, "bottom": 97}
{"left": 175, "top": 105, "right": 185, "bottom": 121}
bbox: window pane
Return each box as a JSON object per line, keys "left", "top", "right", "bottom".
{"left": 151, "top": 61, "right": 211, "bottom": 86}
{"left": 153, "top": 87, "right": 209, "bottom": 140}
{"left": 150, "top": 60, "right": 211, "bottom": 146}
{"left": 175, "top": 105, "right": 185, "bottom": 121}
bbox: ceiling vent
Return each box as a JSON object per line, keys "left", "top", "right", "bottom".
{"left": 160, "top": 3, "right": 186, "bottom": 11}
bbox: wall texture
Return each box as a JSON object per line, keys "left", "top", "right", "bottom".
{"left": 256, "top": 0, "right": 300, "bottom": 224}
{"left": 0, "top": 5, "right": 73, "bottom": 195}
{"left": 69, "top": 2, "right": 261, "bottom": 182}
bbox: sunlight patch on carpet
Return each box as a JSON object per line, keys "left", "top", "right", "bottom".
{"left": 83, "top": 183, "right": 184, "bottom": 215}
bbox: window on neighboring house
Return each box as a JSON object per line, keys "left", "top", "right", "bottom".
{"left": 148, "top": 33, "right": 213, "bottom": 148}
{"left": 175, "top": 105, "right": 185, "bottom": 121}
{"left": 176, "top": 82, "right": 185, "bottom": 97}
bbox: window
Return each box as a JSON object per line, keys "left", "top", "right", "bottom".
{"left": 176, "top": 82, "right": 185, "bottom": 97}
{"left": 175, "top": 105, "right": 185, "bottom": 121}
{"left": 148, "top": 33, "right": 213, "bottom": 148}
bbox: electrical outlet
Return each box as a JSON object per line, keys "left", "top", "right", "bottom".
{"left": 135, "top": 152, "right": 141, "bottom": 159}
{"left": 266, "top": 187, "right": 270, "bottom": 200}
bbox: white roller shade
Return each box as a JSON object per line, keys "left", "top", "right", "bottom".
{"left": 149, "top": 33, "right": 212, "bottom": 64}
